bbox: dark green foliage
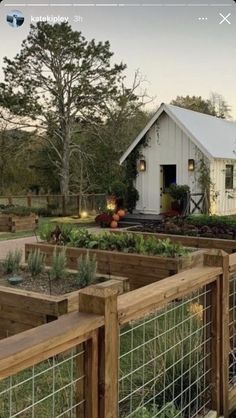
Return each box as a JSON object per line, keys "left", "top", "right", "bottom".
{"left": 41, "top": 227, "right": 188, "bottom": 257}
{"left": 0, "top": 206, "right": 33, "bottom": 216}
{"left": 167, "top": 184, "right": 190, "bottom": 201}
{"left": 27, "top": 249, "right": 45, "bottom": 278}
{"left": 124, "top": 135, "right": 149, "bottom": 213}
{"left": 38, "top": 223, "right": 55, "bottom": 242}
{"left": 50, "top": 248, "right": 67, "bottom": 280}
{"left": 1, "top": 249, "right": 22, "bottom": 274}
{"left": 109, "top": 180, "right": 127, "bottom": 200}
{"left": 186, "top": 214, "right": 236, "bottom": 228}
{"left": 76, "top": 252, "right": 97, "bottom": 288}
{"left": 171, "top": 94, "right": 231, "bottom": 119}
{"left": 0, "top": 23, "right": 127, "bottom": 195}
{"left": 125, "top": 184, "right": 139, "bottom": 213}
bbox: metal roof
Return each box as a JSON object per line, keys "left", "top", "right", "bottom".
{"left": 120, "top": 103, "right": 236, "bottom": 164}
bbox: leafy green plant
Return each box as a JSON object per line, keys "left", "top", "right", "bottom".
{"left": 2, "top": 249, "right": 22, "bottom": 274}
{"left": 167, "top": 184, "right": 190, "bottom": 201}
{"left": 67, "top": 228, "right": 92, "bottom": 248}
{"left": 50, "top": 248, "right": 67, "bottom": 280}
{"left": 145, "top": 237, "right": 188, "bottom": 257}
{"left": 125, "top": 184, "right": 139, "bottom": 213}
{"left": 108, "top": 180, "right": 127, "bottom": 199}
{"left": 186, "top": 214, "right": 236, "bottom": 228}
{"left": 40, "top": 226, "right": 189, "bottom": 258}
{"left": 38, "top": 222, "right": 55, "bottom": 242}
{"left": 76, "top": 252, "right": 97, "bottom": 288}
{"left": 27, "top": 249, "right": 45, "bottom": 278}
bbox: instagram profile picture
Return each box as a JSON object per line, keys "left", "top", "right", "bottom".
{"left": 6, "top": 10, "right": 24, "bottom": 28}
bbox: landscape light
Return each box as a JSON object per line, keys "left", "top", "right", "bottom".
{"left": 81, "top": 211, "right": 88, "bottom": 218}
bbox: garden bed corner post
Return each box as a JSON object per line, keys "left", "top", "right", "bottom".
{"left": 204, "top": 249, "right": 230, "bottom": 417}
{"left": 79, "top": 283, "right": 119, "bottom": 418}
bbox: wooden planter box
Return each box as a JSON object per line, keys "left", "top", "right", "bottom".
{"left": 0, "top": 214, "right": 38, "bottom": 232}
{"left": 25, "top": 242, "right": 203, "bottom": 291}
{"left": 112, "top": 229, "right": 236, "bottom": 253}
{"left": 0, "top": 275, "right": 128, "bottom": 340}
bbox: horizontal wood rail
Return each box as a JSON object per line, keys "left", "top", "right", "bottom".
{"left": 117, "top": 265, "right": 222, "bottom": 325}
{"left": 0, "top": 311, "right": 104, "bottom": 379}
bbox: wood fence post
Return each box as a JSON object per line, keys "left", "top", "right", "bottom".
{"left": 77, "top": 195, "right": 81, "bottom": 214}
{"left": 92, "top": 194, "right": 95, "bottom": 212}
{"left": 27, "top": 195, "right": 32, "bottom": 209}
{"left": 204, "top": 250, "right": 230, "bottom": 417}
{"left": 62, "top": 195, "right": 66, "bottom": 216}
{"left": 46, "top": 195, "right": 50, "bottom": 211}
{"left": 79, "top": 283, "right": 119, "bottom": 418}
{"left": 8, "top": 196, "right": 12, "bottom": 206}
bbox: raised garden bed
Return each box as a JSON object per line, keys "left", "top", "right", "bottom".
{"left": 124, "top": 230, "right": 236, "bottom": 253}
{"left": 0, "top": 272, "right": 127, "bottom": 339}
{"left": 25, "top": 242, "right": 203, "bottom": 290}
{"left": 124, "top": 215, "right": 236, "bottom": 253}
{"left": 130, "top": 215, "right": 236, "bottom": 239}
{"left": 0, "top": 213, "right": 38, "bottom": 232}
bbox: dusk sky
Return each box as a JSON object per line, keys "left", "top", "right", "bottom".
{"left": 0, "top": 0, "right": 236, "bottom": 117}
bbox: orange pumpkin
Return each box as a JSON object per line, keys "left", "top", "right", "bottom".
{"left": 113, "top": 213, "right": 120, "bottom": 222}
{"left": 117, "top": 209, "right": 125, "bottom": 218}
{"left": 110, "top": 220, "right": 118, "bottom": 229}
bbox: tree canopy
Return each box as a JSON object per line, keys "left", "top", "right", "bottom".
{"left": 0, "top": 23, "right": 150, "bottom": 195}
{"left": 171, "top": 93, "right": 231, "bottom": 119}
{"left": 0, "top": 23, "right": 128, "bottom": 194}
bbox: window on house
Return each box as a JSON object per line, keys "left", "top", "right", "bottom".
{"left": 225, "top": 165, "right": 234, "bottom": 189}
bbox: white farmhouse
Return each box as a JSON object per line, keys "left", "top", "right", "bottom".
{"left": 120, "top": 103, "right": 236, "bottom": 216}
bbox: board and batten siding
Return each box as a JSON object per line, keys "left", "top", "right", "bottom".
{"left": 211, "top": 159, "right": 236, "bottom": 215}
{"left": 135, "top": 112, "right": 201, "bottom": 214}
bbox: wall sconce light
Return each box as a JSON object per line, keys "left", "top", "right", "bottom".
{"left": 188, "top": 159, "right": 195, "bottom": 171}
{"left": 139, "top": 159, "right": 146, "bottom": 172}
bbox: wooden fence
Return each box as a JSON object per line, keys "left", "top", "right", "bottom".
{"left": 0, "top": 193, "right": 106, "bottom": 216}
{"left": 0, "top": 250, "right": 235, "bottom": 417}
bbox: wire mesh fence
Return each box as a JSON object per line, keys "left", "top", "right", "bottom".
{"left": 119, "top": 287, "right": 212, "bottom": 418}
{"left": 229, "top": 272, "right": 236, "bottom": 387}
{"left": 0, "top": 344, "right": 86, "bottom": 418}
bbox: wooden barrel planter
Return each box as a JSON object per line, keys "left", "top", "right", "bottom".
{"left": 0, "top": 214, "right": 38, "bottom": 232}
{"left": 25, "top": 242, "right": 203, "bottom": 290}
{"left": 110, "top": 229, "right": 236, "bottom": 254}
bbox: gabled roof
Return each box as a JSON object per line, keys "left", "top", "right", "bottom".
{"left": 120, "top": 103, "right": 236, "bottom": 164}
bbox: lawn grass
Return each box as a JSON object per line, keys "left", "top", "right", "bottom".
{"left": 0, "top": 346, "right": 84, "bottom": 417}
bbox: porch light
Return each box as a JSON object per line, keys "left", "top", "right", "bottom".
{"left": 188, "top": 159, "right": 195, "bottom": 171}
{"left": 139, "top": 159, "right": 146, "bottom": 172}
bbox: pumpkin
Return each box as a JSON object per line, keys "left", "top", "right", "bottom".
{"left": 110, "top": 220, "right": 118, "bottom": 229}
{"left": 113, "top": 213, "right": 120, "bottom": 222}
{"left": 117, "top": 209, "right": 125, "bottom": 218}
